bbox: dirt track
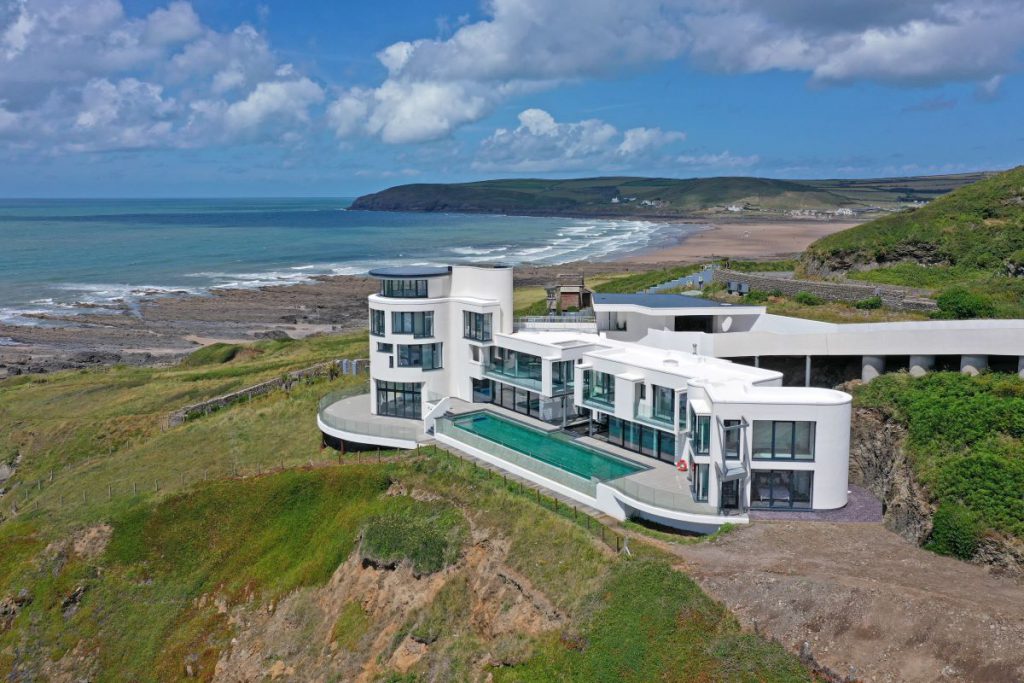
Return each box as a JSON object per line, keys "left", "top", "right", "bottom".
{"left": 668, "top": 521, "right": 1024, "bottom": 683}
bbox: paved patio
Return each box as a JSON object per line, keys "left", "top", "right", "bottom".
{"left": 319, "top": 392, "right": 428, "bottom": 444}
{"left": 747, "top": 484, "right": 883, "bottom": 523}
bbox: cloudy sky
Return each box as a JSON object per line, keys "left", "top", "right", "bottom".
{"left": 1, "top": 0, "right": 1022, "bottom": 196}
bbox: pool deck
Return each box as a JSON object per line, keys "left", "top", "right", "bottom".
{"left": 444, "top": 400, "right": 721, "bottom": 518}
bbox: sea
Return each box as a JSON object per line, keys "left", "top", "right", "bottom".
{"left": 0, "top": 198, "right": 696, "bottom": 326}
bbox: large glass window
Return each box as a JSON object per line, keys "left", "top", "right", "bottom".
{"left": 695, "top": 464, "right": 710, "bottom": 502}
{"left": 380, "top": 279, "right": 428, "bottom": 298}
{"left": 376, "top": 381, "right": 421, "bottom": 419}
{"left": 397, "top": 343, "right": 443, "bottom": 370}
{"left": 370, "top": 308, "right": 385, "bottom": 336}
{"left": 678, "top": 392, "right": 687, "bottom": 429}
{"left": 653, "top": 385, "right": 674, "bottom": 423}
{"left": 751, "top": 470, "right": 813, "bottom": 509}
{"left": 723, "top": 419, "right": 742, "bottom": 460}
{"left": 392, "top": 311, "right": 434, "bottom": 338}
{"left": 463, "top": 311, "right": 493, "bottom": 341}
{"left": 583, "top": 369, "right": 615, "bottom": 408}
{"left": 690, "top": 408, "right": 710, "bottom": 455}
{"left": 606, "top": 416, "right": 674, "bottom": 463}
{"left": 752, "top": 421, "right": 815, "bottom": 460}
{"left": 552, "top": 360, "right": 574, "bottom": 394}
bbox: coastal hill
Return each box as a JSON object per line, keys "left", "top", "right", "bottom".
{"left": 349, "top": 173, "right": 991, "bottom": 218}
{"left": 804, "top": 165, "right": 1024, "bottom": 275}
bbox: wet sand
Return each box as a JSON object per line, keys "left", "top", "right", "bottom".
{"left": 0, "top": 218, "right": 853, "bottom": 377}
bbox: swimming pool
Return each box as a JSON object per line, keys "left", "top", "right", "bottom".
{"left": 450, "top": 411, "right": 645, "bottom": 482}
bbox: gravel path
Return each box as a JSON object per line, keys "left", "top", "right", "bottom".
{"left": 669, "top": 521, "right": 1024, "bottom": 683}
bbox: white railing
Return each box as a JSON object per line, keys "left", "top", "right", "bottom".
{"left": 435, "top": 416, "right": 598, "bottom": 497}
{"left": 513, "top": 315, "right": 597, "bottom": 333}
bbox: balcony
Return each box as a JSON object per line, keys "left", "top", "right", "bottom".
{"left": 482, "top": 362, "right": 543, "bottom": 392}
{"left": 582, "top": 388, "right": 615, "bottom": 411}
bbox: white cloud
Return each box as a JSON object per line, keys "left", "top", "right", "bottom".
{"left": 330, "top": 0, "right": 1024, "bottom": 144}
{"left": 144, "top": 1, "right": 201, "bottom": 45}
{"left": 223, "top": 77, "right": 324, "bottom": 133}
{"left": 473, "top": 108, "right": 688, "bottom": 172}
{"left": 0, "top": 1, "right": 323, "bottom": 153}
{"left": 675, "top": 151, "right": 760, "bottom": 170}
{"left": 618, "top": 127, "right": 686, "bottom": 156}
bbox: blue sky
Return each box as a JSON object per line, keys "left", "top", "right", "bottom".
{"left": 1, "top": 0, "right": 1022, "bottom": 197}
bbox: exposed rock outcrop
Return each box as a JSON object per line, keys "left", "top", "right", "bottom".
{"left": 848, "top": 404, "right": 1024, "bottom": 576}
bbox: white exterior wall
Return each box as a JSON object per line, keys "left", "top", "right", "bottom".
{"left": 706, "top": 394, "right": 851, "bottom": 511}
{"left": 368, "top": 266, "right": 512, "bottom": 413}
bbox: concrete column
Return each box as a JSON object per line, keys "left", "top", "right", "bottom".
{"left": 754, "top": 355, "right": 760, "bottom": 368}
{"left": 1019, "top": 357, "right": 1024, "bottom": 380}
{"left": 908, "top": 355, "right": 935, "bottom": 378}
{"left": 960, "top": 355, "right": 988, "bottom": 376}
{"left": 861, "top": 355, "right": 885, "bottom": 383}
{"left": 805, "top": 355, "right": 812, "bottom": 387}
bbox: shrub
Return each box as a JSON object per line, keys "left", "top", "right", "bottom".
{"left": 854, "top": 295, "right": 883, "bottom": 310}
{"left": 793, "top": 291, "right": 824, "bottom": 306}
{"left": 933, "top": 287, "right": 996, "bottom": 319}
{"left": 744, "top": 290, "right": 770, "bottom": 304}
{"left": 360, "top": 499, "right": 467, "bottom": 576}
{"left": 927, "top": 502, "right": 982, "bottom": 560}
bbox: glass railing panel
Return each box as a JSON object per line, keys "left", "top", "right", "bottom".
{"left": 482, "top": 365, "right": 543, "bottom": 392}
{"left": 633, "top": 402, "right": 675, "bottom": 427}
{"left": 603, "top": 476, "right": 715, "bottom": 515}
{"left": 317, "top": 389, "right": 420, "bottom": 441}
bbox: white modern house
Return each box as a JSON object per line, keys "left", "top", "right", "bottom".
{"left": 317, "top": 264, "right": 1024, "bottom": 532}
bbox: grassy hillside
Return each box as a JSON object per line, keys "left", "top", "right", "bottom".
{"left": 351, "top": 173, "right": 986, "bottom": 218}
{"left": 855, "top": 373, "right": 1024, "bottom": 559}
{"left": 803, "top": 166, "right": 1024, "bottom": 318}
{"left": 0, "top": 335, "right": 812, "bottom": 681}
{"left": 805, "top": 166, "right": 1024, "bottom": 271}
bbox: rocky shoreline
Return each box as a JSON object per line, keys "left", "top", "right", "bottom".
{"left": 0, "top": 261, "right": 668, "bottom": 379}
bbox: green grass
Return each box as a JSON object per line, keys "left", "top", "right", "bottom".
{"left": 332, "top": 600, "right": 371, "bottom": 650}
{"left": 0, "top": 332, "right": 368, "bottom": 526}
{"left": 494, "top": 559, "right": 809, "bottom": 682}
{"left": 592, "top": 265, "right": 703, "bottom": 294}
{"left": 806, "top": 165, "right": 1024, "bottom": 270}
{"left": 0, "top": 332, "right": 812, "bottom": 681}
{"left": 180, "top": 342, "right": 243, "bottom": 367}
{"left": 360, "top": 498, "right": 468, "bottom": 576}
{"left": 855, "top": 372, "right": 1024, "bottom": 544}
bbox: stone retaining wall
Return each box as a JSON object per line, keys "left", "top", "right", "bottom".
{"left": 713, "top": 268, "right": 936, "bottom": 311}
{"left": 167, "top": 358, "right": 368, "bottom": 427}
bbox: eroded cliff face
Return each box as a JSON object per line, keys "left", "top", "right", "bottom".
{"left": 848, "top": 407, "right": 934, "bottom": 543}
{"left": 848, "top": 406, "right": 1024, "bottom": 577}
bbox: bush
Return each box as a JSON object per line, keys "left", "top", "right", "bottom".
{"left": 360, "top": 499, "right": 467, "bottom": 576}
{"left": 744, "top": 290, "right": 770, "bottom": 304}
{"left": 933, "top": 287, "right": 996, "bottom": 319}
{"left": 927, "top": 502, "right": 982, "bottom": 560}
{"left": 793, "top": 291, "right": 824, "bottom": 306}
{"left": 854, "top": 295, "right": 883, "bottom": 310}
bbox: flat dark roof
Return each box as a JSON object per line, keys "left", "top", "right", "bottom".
{"left": 367, "top": 266, "right": 452, "bottom": 279}
{"left": 593, "top": 293, "right": 739, "bottom": 309}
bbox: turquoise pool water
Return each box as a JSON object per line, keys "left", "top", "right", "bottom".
{"left": 452, "top": 412, "right": 644, "bottom": 482}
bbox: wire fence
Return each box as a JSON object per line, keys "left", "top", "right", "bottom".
{"left": 2, "top": 440, "right": 629, "bottom": 554}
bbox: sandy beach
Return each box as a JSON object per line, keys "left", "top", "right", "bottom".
{"left": 626, "top": 218, "right": 862, "bottom": 263}
{"left": 0, "top": 218, "right": 852, "bottom": 377}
